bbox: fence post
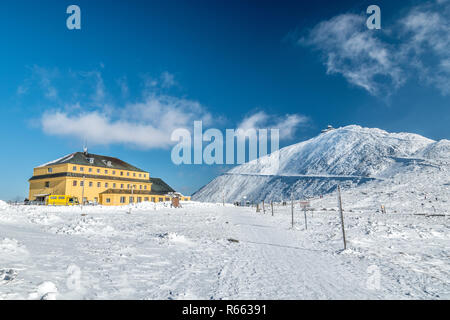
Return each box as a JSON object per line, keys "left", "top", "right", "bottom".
{"left": 304, "top": 206, "right": 308, "bottom": 230}
{"left": 271, "top": 201, "right": 274, "bottom": 216}
{"left": 291, "top": 194, "right": 294, "bottom": 228}
{"left": 262, "top": 200, "right": 265, "bottom": 214}
{"left": 337, "top": 185, "right": 347, "bottom": 250}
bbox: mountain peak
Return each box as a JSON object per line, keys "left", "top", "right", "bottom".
{"left": 193, "top": 125, "right": 445, "bottom": 202}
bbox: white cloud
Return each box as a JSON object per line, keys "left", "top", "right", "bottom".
{"left": 300, "top": 14, "right": 403, "bottom": 96}
{"left": 299, "top": 0, "right": 450, "bottom": 96}
{"left": 41, "top": 94, "right": 212, "bottom": 150}
{"left": 237, "top": 111, "right": 308, "bottom": 140}
{"left": 399, "top": 1, "right": 450, "bottom": 95}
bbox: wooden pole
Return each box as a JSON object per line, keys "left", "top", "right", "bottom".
{"left": 271, "top": 201, "right": 274, "bottom": 216}
{"left": 291, "top": 196, "right": 295, "bottom": 228}
{"left": 304, "top": 206, "right": 308, "bottom": 230}
{"left": 337, "top": 185, "right": 347, "bottom": 250}
{"left": 262, "top": 200, "right": 265, "bottom": 214}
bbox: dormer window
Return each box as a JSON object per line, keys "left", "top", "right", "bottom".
{"left": 102, "top": 159, "right": 113, "bottom": 167}
{"left": 89, "top": 158, "right": 94, "bottom": 164}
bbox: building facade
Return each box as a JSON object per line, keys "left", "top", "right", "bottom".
{"left": 28, "top": 152, "right": 190, "bottom": 205}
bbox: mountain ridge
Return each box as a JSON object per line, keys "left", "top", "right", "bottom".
{"left": 192, "top": 125, "right": 448, "bottom": 202}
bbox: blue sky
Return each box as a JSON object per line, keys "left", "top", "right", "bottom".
{"left": 0, "top": 0, "right": 449, "bottom": 200}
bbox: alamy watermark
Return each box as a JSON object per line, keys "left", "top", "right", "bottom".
{"left": 366, "top": 5, "right": 381, "bottom": 30}
{"left": 170, "top": 121, "right": 280, "bottom": 168}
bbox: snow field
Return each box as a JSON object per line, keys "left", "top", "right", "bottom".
{"left": 0, "top": 199, "right": 448, "bottom": 299}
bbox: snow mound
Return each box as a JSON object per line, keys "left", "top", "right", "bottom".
{"left": 28, "top": 281, "right": 59, "bottom": 300}
{"left": 52, "top": 216, "right": 115, "bottom": 236}
{"left": 0, "top": 200, "right": 9, "bottom": 209}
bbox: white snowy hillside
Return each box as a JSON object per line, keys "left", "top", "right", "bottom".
{"left": 192, "top": 125, "right": 448, "bottom": 203}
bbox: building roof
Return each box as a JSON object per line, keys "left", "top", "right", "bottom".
{"left": 38, "top": 152, "right": 146, "bottom": 172}
{"left": 149, "top": 177, "right": 175, "bottom": 195}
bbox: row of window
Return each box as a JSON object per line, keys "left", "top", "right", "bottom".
{"left": 71, "top": 180, "right": 148, "bottom": 190}
{"left": 47, "top": 166, "right": 147, "bottom": 179}
{"left": 104, "top": 196, "right": 170, "bottom": 203}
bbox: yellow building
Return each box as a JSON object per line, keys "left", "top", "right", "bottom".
{"left": 28, "top": 151, "right": 190, "bottom": 205}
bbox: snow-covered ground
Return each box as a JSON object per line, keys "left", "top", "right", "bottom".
{"left": 0, "top": 198, "right": 448, "bottom": 300}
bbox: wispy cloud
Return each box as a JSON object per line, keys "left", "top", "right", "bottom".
{"left": 238, "top": 111, "right": 308, "bottom": 140}
{"left": 299, "top": 14, "right": 403, "bottom": 96}
{"left": 41, "top": 94, "right": 212, "bottom": 150}
{"left": 25, "top": 66, "right": 308, "bottom": 149}
{"left": 298, "top": 0, "right": 450, "bottom": 96}
{"left": 160, "top": 71, "right": 176, "bottom": 88}
{"left": 17, "top": 65, "right": 60, "bottom": 100}
{"left": 399, "top": 1, "right": 450, "bottom": 95}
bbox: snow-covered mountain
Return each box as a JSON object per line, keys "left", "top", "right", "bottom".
{"left": 192, "top": 125, "right": 449, "bottom": 202}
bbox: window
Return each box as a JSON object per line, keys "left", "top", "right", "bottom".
{"left": 73, "top": 181, "right": 77, "bottom": 186}
{"left": 105, "top": 183, "right": 108, "bottom": 188}
{"left": 137, "top": 197, "right": 142, "bottom": 203}
{"left": 80, "top": 181, "right": 84, "bottom": 187}
{"left": 120, "top": 197, "right": 126, "bottom": 203}
{"left": 48, "top": 168, "right": 53, "bottom": 173}
{"left": 144, "top": 197, "right": 149, "bottom": 202}
{"left": 97, "top": 169, "right": 100, "bottom": 173}
{"left": 133, "top": 173, "right": 136, "bottom": 177}
{"left": 45, "top": 181, "right": 50, "bottom": 188}
{"left": 151, "top": 197, "right": 155, "bottom": 202}
{"left": 120, "top": 184, "right": 124, "bottom": 189}
{"left": 159, "top": 197, "right": 163, "bottom": 202}
{"left": 139, "top": 174, "right": 141, "bottom": 177}
{"left": 97, "top": 182, "right": 101, "bottom": 187}
{"left": 51, "top": 196, "right": 57, "bottom": 200}
{"left": 105, "top": 170, "right": 108, "bottom": 174}
{"left": 120, "top": 171, "right": 123, "bottom": 176}
{"left": 80, "top": 167, "right": 84, "bottom": 172}
{"left": 129, "top": 197, "right": 134, "bottom": 203}
{"left": 89, "top": 182, "right": 93, "bottom": 187}
{"left": 106, "top": 198, "right": 111, "bottom": 203}
{"left": 73, "top": 166, "right": 77, "bottom": 171}
{"left": 127, "top": 172, "right": 130, "bottom": 176}
{"left": 112, "top": 170, "right": 115, "bottom": 175}
{"left": 113, "top": 183, "right": 116, "bottom": 188}
{"left": 127, "top": 184, "right": 130, "bottom": 189}
{"left": 59, "top": 196, "right": 65, "bottom": 200}
{"left": 88, "top": 168, "right": 92, "bottom": 173}
{"left": 165, "top": 197, "right": 170, "bottom": 201}
{"left": 144, "top": 186, "right": 147, "bottom": 190}
{"left": 89, "top": 158, "right": 94, "bottom": 164}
